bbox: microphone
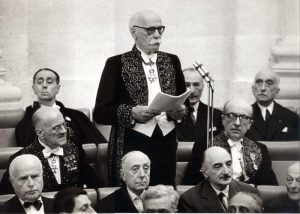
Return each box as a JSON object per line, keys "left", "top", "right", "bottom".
{"left": 193, "top": 61, "right": 214, "bottom": 83}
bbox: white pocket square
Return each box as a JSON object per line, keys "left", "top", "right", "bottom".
{"left": 282, "top": 127, "right": 288, "bottom": 132}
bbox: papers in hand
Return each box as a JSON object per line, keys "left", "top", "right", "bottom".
{"left": 149, "top": 90, "right": 190, "bottom": 111}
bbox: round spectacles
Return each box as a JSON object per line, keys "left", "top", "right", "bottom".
{"left": 52, "top": 122, "right": 68, "bottom": 134}
{"left": 223, "top": 113, "right": 251, "bottom": 122}
{"left": 133, "top": 25, "right": 165, "bottom": 35}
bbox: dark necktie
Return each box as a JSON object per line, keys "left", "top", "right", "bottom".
{"left": 218, "top": 192, "right": 227, "bottom": 212}
{"left": 265, "top": 109, "right": 271, "bottom": 122}
{"left": 190, "top": 107, "right": 196, "bottom": 125}
{"left": 23, "top": 200, "right": 42, "bottom": 210}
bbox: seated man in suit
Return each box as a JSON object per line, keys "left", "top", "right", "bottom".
{"left": 0, "top": 154, "right": 53, "bottom": 213}
{"left": 246, "top": 69, "right": 299, "bottom": 141}
{"left": 184, "top": 98, "right": 278, "bottom": 186}
{"left": 228, "top": 191, "right": 263, "bottom": 213}
{"left": 53, "top": 187, "right": 96, "bottom": 213}
{"left": 15, "top": 67, "right": 106, "bottom": 147}
{"left": 264, "top": 161, "right": 300, "bottom": 213}
{"left": 142, "top": 185, "right": 179, "bottom": 213}
{"left": 177, "top": 67, "right": 223, "bottom": 142}
{"left": 96, "top": 151, "right": 151, "bottom": 213}
{"left": 178, "top": 146, "right": 259, "bottom": 213}
{"left": 0, "top": 107, "right": 97, "bottom": 194}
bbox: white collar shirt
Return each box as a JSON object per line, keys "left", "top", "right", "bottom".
{"left": 258, "top": 101, "right": 274, "bottom": 120}
{"left": 39, "top": 140, "right": 62, "bottom": 184}
{"left": 228, "top": 138, "right": 244, "bottom": 179}
{"left": 192, "top": 101, "right": 200, "bottom": 120}
{"left": 127, "top": 187, "right": 144, "bottom": 212}
{"left": 19, "top": 196, "right": 44, "bottom": 214}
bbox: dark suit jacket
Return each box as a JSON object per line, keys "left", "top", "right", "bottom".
{"left": 93, "top": 46, "right": 187, "bottom": 186}
{"left": 178, "top": 179, "right": 259, "bottom": 213}
{"left": 177, "top": 101, "right": 223, "bottom": 142}
{"left": 264, "top": 193, "right": 300, "bottom": 213}
{"left": 0, "top": 139, "right": 97, "bottom": 194}
{"left": 246, "top": 102, "right": 300, "bottom": 141}
{"left": 0, "top": 196, "right": 53, "bottom": 214}
{"left": 183, "top": 132, "right": 278, "bottom": 186}
{"left": 95, "top": 187, "right": 138, "bottom": 213}
{"left": 15, "top": 101, "right": 107, "bottom": 147}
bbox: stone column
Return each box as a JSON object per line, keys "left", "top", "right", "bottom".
{"left": 0, "top": 50, "right": 22, "bottom": 110}
{"left": 270, "top": 0, "right": 300, "bottom": 108}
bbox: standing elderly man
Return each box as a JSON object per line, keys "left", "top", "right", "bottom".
{"left": 178, "top": 147, "right": 259, "bottom": 213}
{"left": 15, "top": 68, "right": 106, "bottom": 147}
{"left": 96, "top": 151, "right": 151, "bottom": 213}
{"left": 185, "top": 98, "right": 278, "bottom": 186}
{"left": 0, "top": 107, "right": 97, "bottom": 194}
{"left": 0, "top": 154, "right": 53, "bottom": 213}
{"left": 93, "top": 10, "right": 187, "bottom": 186}
{"left": 265, "top": 161, "right": 300, "bottom": 213}
{"left": 246, "top": 69, "right": 299, "bottom": 141}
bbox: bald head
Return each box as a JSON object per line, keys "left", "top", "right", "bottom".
{"left": 286, "top": 161, "right": 300, "bottom": 202}
{"left": 32, "top": 106, "right": 67, "bottom": 148}
{"left": 202, "top": 147, "right": 232, "bottom": 190}
{"left": 121, "top": 151, "right": 151, "bottom": 195}
{"left": 129, "top": 10, "right": 161, "bottom": 30}
{"left": 129, "top": 10, "right": 163, "bottom": 55}
{"left": 222, "top": 98, "right": 253, "bottom": 141}
{"left": 9, "top": 154, "right": 44, "bottom": 202}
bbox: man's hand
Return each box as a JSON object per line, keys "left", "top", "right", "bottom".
{"left": 166, "top": 105, "right": 187, "bottom": 121}
{"left": 131, "top": 105, "right": 161, "bottom": 123}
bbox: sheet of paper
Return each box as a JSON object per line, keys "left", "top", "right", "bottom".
{"left": 149, "top": 90, "right": 190, "bottom": 111}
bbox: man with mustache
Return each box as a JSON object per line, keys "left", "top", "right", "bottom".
{"left": 265, "top": 161, "right": 300, "bottom": 213}
{"left": 96, "top": 151, "right": 151, "bottom": 213}
{"left": 246, "top": 69, "right": 299, "bottom": 141}
{"left": 0, "top": 154, "right": 53, "bottom": 214}
{"left": 178, "top": 146, "right": 259, "bottom": 213}
{"left": 15, "top": 68, "right": 107, "bottom": 147}
{"left": 94, "top": 10, "right": 188, "bottom": 186}
{"left": 179, "top": 67, "right": 223, "bottom": 185}
{"left": 185, "top": 98, "right": 278, "bottom": 186}
{"left": 0, "top": 107, "right": 97, "bottom": 194}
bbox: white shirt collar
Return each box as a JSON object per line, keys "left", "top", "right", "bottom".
{"left": 136, "top": 46, "right": 157, "bottom": 64}
{"left": 228, "top": 138, "right": 243, "bottom": 147}
{"left": 192, "top": 101, "right": 199, "bottom": 112}
{"left": 210, "top": 183, "right": 229, "bottom": 199}
{"left": 127, "top": 187, "right": 144, "bottom": 201}
{"left": 38, "top": 139, "right": 64, "bottom": 158}
{"left": 258, "top": 101, "right": 274, "bottom": 114}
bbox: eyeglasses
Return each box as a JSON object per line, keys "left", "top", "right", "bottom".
{"left": 133, "top": 25, "right": 165, "bottom": 35}
{"left": 52, "top": 122, "right": 67, "bottom": 134}
{"left": 223, "top": 112, "right": 251, "bottom": 122}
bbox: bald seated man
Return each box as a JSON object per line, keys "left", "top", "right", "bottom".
{"left": 93, "top": 10, "right": 188, "bottom": 186}
{"left": 228, "top": 191, "right": 263, "bottom": 213}
{"left": 185, "top": 98, "right": 278, "bottom": 186}
{"left": 96, "top": 151, "right": 151, "bottom": 213}
{"left": 178, "top": 146, "right": 259, "bottom": 213}
{"left": 0, "top": 107, "right": 97, "bottom": 194}
{"left": 246, "top": 69, "right": 299, "bottom": 141}
{"left": 265, "top": 161, "right": 300, "bottom": 213}
{"left": 0, "top": 154, "right": 53, "bottom": 213}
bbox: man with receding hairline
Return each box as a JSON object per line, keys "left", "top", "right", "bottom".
{"left": 0, "top": 107, "right": 97, "bottom": 194}
{"left": 15, "top": 67, "right": 107, "bottom": 147}
{"left": 96, "top": 151, "right": 151, "bottom": 213}
{"left": 185, "top": 98, "right": 278, "bottom": 186}
{"left": 265, "top": 161, "right": 300, "bottom": 213}
{"left": 94, "top": 10, "right": 188, "bottom": 186}
{"left": 178, "top": 146, "right": 258, "bottom": 213}
{"left": 228, "top": 191, "right": 263, "bottom": 213}
{"left": 246, "top": 69, "right": 299, "bottom": 141}
{"left": 0, "top": 154, "right": 53, "bottom": 213}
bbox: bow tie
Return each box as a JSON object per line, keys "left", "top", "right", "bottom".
{"left": 23, "top": 200, "right": 42, "bottom": 210}
{"left": 43, "top": 147, "right": 64, "bottom": 158}
{"left": 228, "top": 139, "right": 243, "bottom": 151}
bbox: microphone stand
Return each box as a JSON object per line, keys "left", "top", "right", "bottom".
{"left": 193, "top": 62, "right": 214, "bottom": 148}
